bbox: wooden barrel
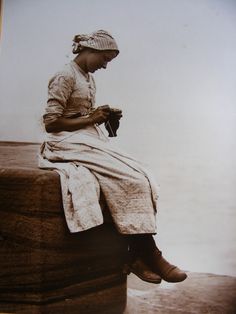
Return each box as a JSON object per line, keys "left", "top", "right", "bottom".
{"left": 0, "top": 142, "right": 128, "bottom": 314}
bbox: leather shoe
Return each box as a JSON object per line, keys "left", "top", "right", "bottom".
{"left": 148, "top": 250, "right": 187, "bottom": 283}
{"left": 130, "top": 257, "right": 162, "bottom": 284}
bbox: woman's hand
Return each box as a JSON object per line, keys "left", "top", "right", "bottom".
{"left": 89, "top": 105, "right": 111, "bottom": 124}
{"left": 110, "top": 108, "right": 123, "bottom": 120}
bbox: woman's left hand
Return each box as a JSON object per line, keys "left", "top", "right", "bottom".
{"left": 110, "top": 108, "right": 123, "bottom": 119}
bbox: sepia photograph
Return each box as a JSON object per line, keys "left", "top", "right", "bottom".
{"left": 0, "top": 0, "right": 235, "bottom": 313}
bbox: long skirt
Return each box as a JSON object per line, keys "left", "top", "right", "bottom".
{"left": 39, "top": 132, "right": 159, "bottom": 234}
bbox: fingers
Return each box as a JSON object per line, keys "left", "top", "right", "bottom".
{"left": 90, "top": 107, "right": 110, "bottom": 124}
{"left": 91, "top": 106, "right": 123, "bottom": 124}
{"left": 98, "top": 105, "right": 111, "bottom": 111}
{"left": 110, "top": 108, "right": 123, "bottom": 119}
{"left": 110, "top": 108, "right": 122, "bottom": 113}
{"left": 112, "top": 113, "right": 122, "bottom": 120}
{"left": 98, "top": 105, "right": 122, "bottom": 114}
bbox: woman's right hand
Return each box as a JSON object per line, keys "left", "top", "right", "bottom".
{"left": 89, "top": 105, "right": 111, "bottom": 124}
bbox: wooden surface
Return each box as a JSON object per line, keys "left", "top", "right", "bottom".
{"left": 0, "top": 142, "right": 128, "bottom": 313}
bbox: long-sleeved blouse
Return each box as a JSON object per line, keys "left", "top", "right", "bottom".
{"left": 43, "top": 60, "right": 101, "bottom": 142}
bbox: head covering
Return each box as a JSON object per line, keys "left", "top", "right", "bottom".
{"left": 72, "top": 30, "right": 119, "bottom": 55}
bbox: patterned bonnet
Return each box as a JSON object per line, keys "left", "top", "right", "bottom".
{"left": 72, "top": 30, "right": 119, "bottom": 54}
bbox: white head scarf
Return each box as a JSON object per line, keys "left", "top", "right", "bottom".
{"left": 72, "top": 30, "right": 119, "bottom": 54}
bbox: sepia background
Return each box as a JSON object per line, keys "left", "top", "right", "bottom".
{"left": 0, "top": 0, "right": 235, "bottom": 276}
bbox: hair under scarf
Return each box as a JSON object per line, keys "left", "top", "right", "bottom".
{"left": 72, "top": 30, "right": 119, "bottom": 54}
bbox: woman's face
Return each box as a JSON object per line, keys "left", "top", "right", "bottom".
{"left": 85, "top": 50, "right": 118, "bottom": 73}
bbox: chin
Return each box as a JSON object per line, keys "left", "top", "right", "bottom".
{"left": 93, "top": 67, "right": 101, "bottom": 73}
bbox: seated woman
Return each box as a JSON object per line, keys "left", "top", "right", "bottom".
{"left": 39, "top": 29, "right": 187, "bottom": 284}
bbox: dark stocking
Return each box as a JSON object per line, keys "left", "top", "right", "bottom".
{"left": 126, "top": 234, "right": 158, "bottom": 260}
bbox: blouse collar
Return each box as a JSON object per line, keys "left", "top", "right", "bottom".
{"left": 71, "top": 61, "right": 90, "bottom": 81}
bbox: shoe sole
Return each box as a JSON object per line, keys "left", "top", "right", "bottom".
{"left": 131, "top": 270, "right": 162, "bottom": 284}
{"left": 162, "top": 273, "right": 188, "bottom": 283}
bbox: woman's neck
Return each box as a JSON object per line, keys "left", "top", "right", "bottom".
{"left": 73, "top": 55, "right": 90, "bottom": 81}
{"left": 74, "top": 54, "right": 88, "bottom": 74}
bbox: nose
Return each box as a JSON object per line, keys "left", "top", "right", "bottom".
{"left": 102, "top": 62, "right": 108, "bottom": 69}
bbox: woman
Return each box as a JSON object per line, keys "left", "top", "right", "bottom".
{"left": 39, "top": 30, "right": 187, "bottom": 284}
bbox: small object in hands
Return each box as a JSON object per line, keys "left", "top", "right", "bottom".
{"left": 105, "top": 109, "right": 121, "bottom": 137}
{"left": 68, "top": 112, "right": 82, "bottom": 118}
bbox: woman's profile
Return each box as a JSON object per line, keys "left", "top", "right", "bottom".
{"left": 39, "top": 29, "right": 187, "bottom": 284}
